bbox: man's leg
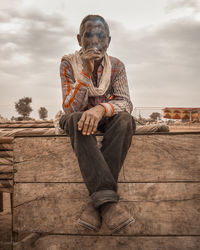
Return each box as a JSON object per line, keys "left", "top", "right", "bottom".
{"left": 59, "top": 112, "right": 119, "bottom": 207}
{"left": 98, "top": 111, "right": 136, "bottom": 182}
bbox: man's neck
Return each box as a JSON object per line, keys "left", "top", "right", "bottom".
{"left": 94, "top": 58, "right": 103, "bottom": 72}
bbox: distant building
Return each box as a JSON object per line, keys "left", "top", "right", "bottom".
{"left": 163, "top": 108, "right": 200, "bottom": 122}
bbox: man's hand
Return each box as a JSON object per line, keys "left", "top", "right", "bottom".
{"left": 81, "top": 48, "right": 102, "bottom": 75}
{"left": 78, "top": 105, "right": 105, "bottom": 135}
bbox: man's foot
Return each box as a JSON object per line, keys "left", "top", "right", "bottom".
{"left": 101, "top": 202, "right": 135, "bottom": 233}
{"left": 77, "top": 202, "right": 101, "bottom": 232}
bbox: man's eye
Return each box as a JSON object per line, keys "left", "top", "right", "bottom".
{"left": 98, "top": 33, "right": 106, "bottom": 39}
{"left": 84, "top": 32, "right": 93, "bottom": 38}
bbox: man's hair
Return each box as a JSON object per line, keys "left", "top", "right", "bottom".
{"left": 79, "top": 15, "right": 110, "bottom": 37}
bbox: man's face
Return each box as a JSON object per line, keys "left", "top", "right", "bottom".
{"left": 78, "top": 20, "right": 111, "bottom": 58}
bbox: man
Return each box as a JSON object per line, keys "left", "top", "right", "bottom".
{"left": 59, "top": 15, "right": 136, "bottom": 233}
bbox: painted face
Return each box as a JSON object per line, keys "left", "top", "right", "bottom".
{"left": 79, "top": 20, "right": 110, "bottom": 57}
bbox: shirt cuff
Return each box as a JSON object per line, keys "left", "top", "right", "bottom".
{"left": 99, "top": 103, "right": 114, "bottom": 117}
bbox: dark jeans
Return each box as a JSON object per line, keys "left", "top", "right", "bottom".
{"left": 59, "top": 111, "right": 136, "bottom": 208}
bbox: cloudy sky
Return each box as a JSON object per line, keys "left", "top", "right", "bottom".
{"left": 0, "top": 0, "right": 200, "bottom": 119}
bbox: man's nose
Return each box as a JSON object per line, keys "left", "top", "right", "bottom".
{"left": 91, "top": 34, "right": 99, "bottom": 44}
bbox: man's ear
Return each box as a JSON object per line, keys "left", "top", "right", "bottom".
{"left": 77, "top": 34, "right": 82, "bottom": 46}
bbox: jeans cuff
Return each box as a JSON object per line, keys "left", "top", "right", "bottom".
{"left": 90, "top": 190, "right": 120, "bottom": 208}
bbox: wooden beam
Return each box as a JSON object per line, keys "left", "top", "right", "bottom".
{"left": 13, "top": 233, "right": 40, "bottom": 250}
{"left": 13, "top": 134, "right": 200, "bottom": 182}
{"left": 0, "top": 144, "right": 13, "bottom": 150}
{"left": 0, "top": 165, "right": 13, "bottom": 174}
{"left": 0, "top": 173, "right": 13, "bottom": 180}
{"left": 12, "top": 235, "right": 200, "bottom": 250}
{"left": 13, "top": 183, "right": 200, "bottom": 235}
{"left": 0, "top": 158, "right": 13, "bottom": 165}
{"left": 0, "top": 151, "right": 13, "bottom": 157}
{"left": 0, "top": 137, "right": 14, "bottom": 144}
{"left": 0, "top": 192, "right": 3, "bottom": 212}
{"left": 0, "top": 180, "right": 13, "bottom": 193}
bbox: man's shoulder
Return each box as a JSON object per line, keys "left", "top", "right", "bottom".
{"left": 109, "top": 56, "right": 125, "bottom": 69}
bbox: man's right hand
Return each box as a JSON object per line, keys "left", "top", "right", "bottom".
{"left": 81, "top": 48, "right": 102, "bottom": 75}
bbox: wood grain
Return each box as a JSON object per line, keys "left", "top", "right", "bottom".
{"left": 0, "top": 144, "right": 13, "bottom": 150}
{"left": 14, "top": 134, "right": 200, "bottom": 182}
{"left": 0, "top": 151, "right": 13, "bottom": 157}
{"left": 0, "top": 137, "right": 14, "bottom": 144}
{"left": 0, "top": 165, "right": 13, "bottom": 174}
{"left": 13, "top": 183, "right": 200, "bottom": 235}
{"left": 0, "top": 180, "right": 13, "bottom": 193}
{"left": 18, "top": 235, "right": 200, "bottom": 250}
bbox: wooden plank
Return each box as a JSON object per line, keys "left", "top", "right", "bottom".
{"left": 13, "top": 183, "right": 200, "bottom": 235}
{"left": 0, "top": 242, "right": 12, "bottom": 250}
{"left": 0, "top": 165, "right": 13, "bottom": 174}
{"left": 0, "top": 151, "right": 13, "bottom": 157}
{"left": 0, "top": 180, "right": 13, "bottom": 193}
{"left": 13, "top": 235, "right": 200, "bottom": 250}
{"left": 123, "top": 134, "right": 200, "bottom": 181}
{"left": 0, "top": 173, "right": 13, "bottom": 180}
{"left": 13, "top": 233, "right": 40, "bottom": 250}
{"left": 0, "top": 213, "right": 12, "bottom": 242}
{"left": 0, "top": 158, "right": 13, "bottom": 165}
{"left": 0, "top": 144, "right": 13, "bottom": 150}
{"left": 0, "top": 192, "right": 2, "bottom": 212}
{"left": 0, "top": 137, "right": 14, "bottom": 144}
{"left": 14, "top": 134, "right": 200, "bottom": 182}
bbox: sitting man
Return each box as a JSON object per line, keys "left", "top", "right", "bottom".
{"left": 59, "top": 15, "right": 136, "bottom": 233}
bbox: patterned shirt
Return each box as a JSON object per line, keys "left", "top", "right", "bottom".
{"left": 60, "top": 55, "right": 133, "bottom": 117}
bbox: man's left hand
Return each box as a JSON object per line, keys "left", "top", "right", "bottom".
{"left": 78, "top": 105, "right": 105, "bottom": 135}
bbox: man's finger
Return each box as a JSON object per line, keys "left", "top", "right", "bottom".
{"left": 82, "top": 116, "right": 90, "bottom": 135}
{"left": 87, "top": 118, "right": 95, "bottom": 135}
{"left": 78, "top": 113, "right": 86, "bottom": 131}
{"left": 92, "top": 119, "right": 99, "bottom": 134}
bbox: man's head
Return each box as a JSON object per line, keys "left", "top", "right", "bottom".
{"left": 77, "top": 15, "right": 111, "bottom": 58}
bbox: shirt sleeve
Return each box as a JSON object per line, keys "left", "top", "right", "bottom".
{"left": 60, "top": 59, "right": 92, "bottom": 114}
{"left": 100, "top": 64, "right": 133, "bottom": 117}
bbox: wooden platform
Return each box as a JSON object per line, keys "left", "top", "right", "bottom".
{"left": 2, "top": 132, "right": 200, "bottom": 249}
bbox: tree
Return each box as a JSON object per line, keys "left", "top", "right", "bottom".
{"left": 38, "top": 107, "right": 48, "bottom": 120}
{"left": 15, "top": 97, "right": 33, "bottom": 119}
{"left": 149, "top": 112, "right": 161, "bottom": 121}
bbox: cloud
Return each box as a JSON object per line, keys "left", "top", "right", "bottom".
{"left": 0, "top": 3, "right": 199, "bottom": 119}
{"left": 0, "top": 8, "right": 75, "bottom": 80}
{"left": 166, "top": 0, "right": 200, "bottom": 13}
{"left": 108, "top": 16, "right": 200, "bottom": 107}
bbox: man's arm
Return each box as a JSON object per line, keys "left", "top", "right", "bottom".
{"left": 60, "top": 59, "right": 91, "bottom": 114}
{"left": 100, "top": 64, "right": 133, "bottom": 117}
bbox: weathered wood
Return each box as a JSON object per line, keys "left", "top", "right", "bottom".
{"left": 124, "top": 134, "right": 200, "bottom": 181}
{"left": 0, "top": 213, "right": 12, "bottom": 242}
{"left": 0, "top": 157, "right": 13, "bottom": 165}
{"left": 0, "top": 180, "right": 13, "bottom": 193}
{"left": 16, "top": 235, "right": 200, "bottom": 250}
{"left": 0, "top": 151, "right": 13, "bottom": 157}
{"left": 0, "top": 144, "right": 13, "bottom": 150}
{"left": 0, "top": 137, "right": 14, "bottom": 144}
{"left": 0, "top": 123, "right": 54, "bottom": 128}
{"left": 0, "top": 192, "right": 2, "bottom": 212}
{"left": 0, "top": 165, "right": 13, "bottom": 174}
{"left": 0, "top": 242, "right": 12, "bottom": 250}
{"left": 13, "top": 183, "right": 200, "bottom": 235}
{"left": 14, "top": 134, "right": 200, "bottom": 182}
{"left": 0, "top": 173, "right": 13, "bottom": 180}
{"left": 13, "top": 233, "right": 40, "bottom": 250}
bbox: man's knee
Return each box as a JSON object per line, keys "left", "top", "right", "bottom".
{"left": 114, "top": 112, "right": 136, "bottom": 133}
{"left": 59, "top": 112, "right": 82, "bottom": 130}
